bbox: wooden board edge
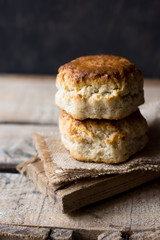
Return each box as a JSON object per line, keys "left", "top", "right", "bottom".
{"left": 17, "top": 157, "right": 160, "bottom": 213}
{"left": 58, "top": 171, "right": 160, "bottom": 212}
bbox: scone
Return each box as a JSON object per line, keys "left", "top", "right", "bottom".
{"left": 55, "top": 55, "right": 144, "bottom": 120}
{"left": 59, "top": 110, "right": 148, "bottom": 164}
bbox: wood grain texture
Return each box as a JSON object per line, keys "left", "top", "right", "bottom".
{"left": 17, "top": 157, "right": 160, "bottom": 213}
{"left": 0, "top": 173, "right": 160, "bottom": 232}
{"left": 0, "top": 75, "right": 60, "bottom": 124}
{"left": 0, "top": 124, "right": 58, "bottom": 169}
{"left": 0, "top": 224, "right": 50, "bottom": 240}
{"left": 57, "top": 171, "right": 160, "bottom": 213}
{"left": 130, "top": 230, "right": 160, "bottom": 240}
{"left": 98, "top": 229, "right": 160, "bottom": 240}
{"left": 98, "top": 231, "right": 122, "bottom": 240}
{"left": 50, "top": 229, "right": 74, "bottom": 240}
{"left": 0, "top": 225, "right": 160, "bottom": 240}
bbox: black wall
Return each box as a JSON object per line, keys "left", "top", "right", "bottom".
{"left": 1, "top": 0, "right": 160, "bottom": 77}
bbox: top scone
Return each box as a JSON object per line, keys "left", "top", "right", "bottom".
{"left": 55, "top": 55, "right": 144, "bottom": 120}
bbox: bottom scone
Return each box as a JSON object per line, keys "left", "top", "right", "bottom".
{"left": 59, "top": 110, "right": 149, "bottom": 164}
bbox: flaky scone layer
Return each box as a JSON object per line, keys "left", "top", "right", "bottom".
{"left": 59, "top": 110, "right": 148, "bottom": 164}
{"left": 56, "top": 55, "right": 144, "bottom": 120}
{"left": 55, "top": 87, "right": 144, "bottom": 120}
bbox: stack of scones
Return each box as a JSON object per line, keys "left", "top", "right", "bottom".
{"left": 55, "top": 55, "right": 148, "bottom": 164}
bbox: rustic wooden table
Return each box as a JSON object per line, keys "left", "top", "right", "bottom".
{"left": 0, "top": 75, "right": 160, "bottom": 240}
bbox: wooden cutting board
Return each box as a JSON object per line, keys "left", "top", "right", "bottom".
{"left": 17, "top": 156, "right": 160, "bottom": 213}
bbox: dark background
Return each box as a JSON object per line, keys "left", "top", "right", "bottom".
{"left": 1, "top": 0, "right": 160, "bottom": 77}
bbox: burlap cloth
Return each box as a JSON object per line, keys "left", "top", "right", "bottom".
{"left": 33, "top": 101, "right": 160, "bottom": 185}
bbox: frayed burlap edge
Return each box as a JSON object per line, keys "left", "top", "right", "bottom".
{"left": 32, "top": 133, "right": 160, "bottom": 184}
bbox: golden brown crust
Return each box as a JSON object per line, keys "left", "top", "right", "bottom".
{"left": 59, "top": 109, "right": 147, "bottom": 137}
{"left": 59, "top": 110, "right": 148, "bottom": 164}
{"left": 57, "top": 55, "right": 143, "bottom": 88}
{"left": 56, "top": 55, "right": 144, "bottom": 120}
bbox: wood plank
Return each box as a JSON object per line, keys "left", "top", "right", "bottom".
{"left": 0, "top": 75, "right": 60, "bottom": 124}
{"left": 129, "top": 230, "right": 160, "bottom": 240}
{"left": 17, "top": 157, "right": 160, "bottom": 213}
{"left": 57, "top": 171, "right": 160, "bottom": 213}
{"left": 0, "top": 76, "right": 159, "bottom": 124}
{"left": 97, "top": 229, "right": 160, "bottom": 240}
{"left": 0, "top": 124, "right": 58, "bottom": 169}
{"left": 50, "top": 229, "right": 74, "bottom": 240}
{"left": 0, "top": 224, "right": 102, "bottom": 240}
{"left": 97, "top": 231, "right": 122, "bottom": 240}
{"left": 0, "top": 173, "right": 160, "bottom": 231}
{"left": 1, "top": 224, "right": 160, "bottom": 240}
{"left": 73, "top": 229, "right": 102, "bottom": 240}
{"left": 0, "top": 224, "right": 50, "bottom": 240}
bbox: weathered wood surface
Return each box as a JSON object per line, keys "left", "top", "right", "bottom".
{"left": 0, "top": 75, "right": 60, "bottom": 124}
{"left": 0, "top": 77, "right": 160, "bottom": 238}
{"left": 0, "top": 224, "right": 50, "bottom": 240}
{"left": 0, "top": 76, "right": 159, "bottom": 125}
{"left": 50, "top": 229, "right": 74, "bottom": 240}
{"left": 97, "top": 229, "right": 160, "bottom": 240}
{"left": 1, "top": 224, "right": 159, "bottom": 240}
{"left": 0, "top": 224, "right": 75, "bottom": 240}
{"left": 0, "top": 173, "right": 160, "bottom": 231}
{"left": 17, "top": 156, "right": 160, "bottom": 213}
{"left": 0, "top": 124, "right": 58, "bottom": 169}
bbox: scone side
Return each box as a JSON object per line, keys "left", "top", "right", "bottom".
{"left": 55, "top": 89, "right": 144, "bottom": 120}
{"left": 56, "top": 55, "right": 144, "bottom": 120}
{"left": 59, "top": 110, "right": 148, "bottom": 164}
{"left": 60, "top": 134, "right": 149, "bottom": 164}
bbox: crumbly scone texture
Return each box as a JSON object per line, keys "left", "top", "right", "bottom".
{"left": 55, "top": 88, "right": 144, "bottom": 120}
{"left": 55, "top": 55, "right": 144, "bottom": 120}
{"left": 59, "top": 110, "right": 149, "bottom": 164}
